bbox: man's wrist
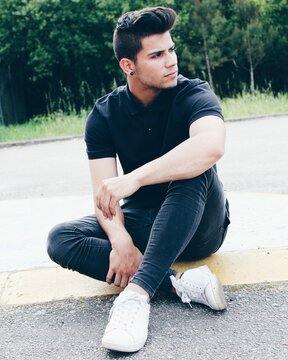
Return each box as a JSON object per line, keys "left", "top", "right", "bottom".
{"left": 130, "top": 166, "right": 148, "bottom": 187}
{"left": 110, "top": 232, "right": 134, "bottom": 250}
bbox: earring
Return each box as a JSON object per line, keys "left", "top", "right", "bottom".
{"left": 130, "top": 71, "right": 135, "bottom": 76}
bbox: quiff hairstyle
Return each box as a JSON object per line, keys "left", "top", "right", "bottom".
{"left": 113, "top": 7, "right": 176, "bottom": 62}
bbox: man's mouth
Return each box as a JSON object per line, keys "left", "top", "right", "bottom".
{"left": 164, "top": 70, "right": 178, "bottom": 78}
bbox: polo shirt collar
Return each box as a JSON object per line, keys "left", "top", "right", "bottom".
{"left": 124, "top": 84, "right": 170, "bottom": 115}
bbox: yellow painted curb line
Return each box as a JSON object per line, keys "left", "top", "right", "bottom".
{"left": 1, "top": 247, "right": 287, "bottom": 306}
{"left": 173, "top": 247, "right": 288, "bottom": 285}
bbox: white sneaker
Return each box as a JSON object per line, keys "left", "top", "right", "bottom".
{"left": 102, "top": 290, "right": 150, "bottom": 352}
{"left": 170, "top": 265, "right": 227, "bottom": 311}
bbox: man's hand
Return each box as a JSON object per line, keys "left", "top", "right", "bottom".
{"left": 106, "top": 243, "right": 143, "bottom": 288}
{"left": 96, "top": 173, "right": 140, "bottom": 220}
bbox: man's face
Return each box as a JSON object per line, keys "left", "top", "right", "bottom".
{"left": 133, "top": 31, "right": 178, "bottom": 90}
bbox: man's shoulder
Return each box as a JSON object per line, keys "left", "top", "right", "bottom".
{"left": 97, "top": 85, "right": 127, "bottom": 104}
{"left": 175, "top": 75, "right": 210, "bottom": 98}
{"left": 176, "top": 75, "right": 203, "bottom": 88}
{"left": 172, "top": 75, "right": 223, "bottom": 123}
{"left": 95, "top": 85, "right": 127, "bottom": 116}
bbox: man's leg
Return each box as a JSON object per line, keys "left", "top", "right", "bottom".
{"left": 47, "top": 168, "right": 229, "bottom": 295}
{"left": 47, "top": 215, "right": 111, "bottom": 281}
{"left": 129, "top": 167, "right": 229, "bottom": 298}
{"left": 46, "top": 208, "right": 175, "bottom": 285}
{"left": 102, "top": 168, "right": 230, "bottom": 352}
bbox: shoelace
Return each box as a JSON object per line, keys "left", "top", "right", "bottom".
{"left": 170, "top": 275, "right": 208, "bottom": 308}
{"left": 108, "top": 293, "right": 147, "bottom": 330}
{"left": 170, "top": 275, "right": 193, "bottom": 307}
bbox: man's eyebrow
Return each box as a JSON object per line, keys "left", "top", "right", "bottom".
{"left": 147, "top": 43, "right": 175, "bottom": 56}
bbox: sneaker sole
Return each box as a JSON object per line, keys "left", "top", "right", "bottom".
{"left": 205, "top": 272, "right": 227, "bottom": 311}
{"left": 102, "top": 338, "right": 146, "bottom": 353}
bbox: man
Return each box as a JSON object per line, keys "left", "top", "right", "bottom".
{"left": 47, "top": 7, "right": 230, "bottom": 353}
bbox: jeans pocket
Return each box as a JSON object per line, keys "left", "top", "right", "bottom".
{"left": 216, "top": 213, "right": 231, "bottom": 251}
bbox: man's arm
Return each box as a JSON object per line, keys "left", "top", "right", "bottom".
{"left": 96, "top": 115, "right": 225, "bottom": 217}
{"left": 89, "top": 158, "right": 143, "bottom": 288}
{"left": 132, "top": 115, "right": 225, "bottom": 186}
{"left": 89, "top": 158, "right": 126, "bottom": 237}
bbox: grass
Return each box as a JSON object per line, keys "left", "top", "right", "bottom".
{"left": 0, "top": 92, "right": 287, "bottom": 143}
{"left": 221, "top": 91, "right": 288, "bottom": 120}
{"left": 0, "top": 111, "right": 87, "bottom": 143}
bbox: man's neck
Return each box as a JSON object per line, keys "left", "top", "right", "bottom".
{"left": 128, "top": 80, "right": 161, "bottom": 107}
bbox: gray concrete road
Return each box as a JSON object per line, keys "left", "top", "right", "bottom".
{"left": 1, "top": 283, "right": 288, "bottom": 360}
{"left": 0, "top": 115, "right": 287, "bottom": 201}
{"left": 218, "top": 116, "right": 288, "bottom": 194}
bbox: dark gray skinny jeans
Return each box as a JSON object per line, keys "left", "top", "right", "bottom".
{"left": 47, "top": 167, "right": 230, "bottom": 298}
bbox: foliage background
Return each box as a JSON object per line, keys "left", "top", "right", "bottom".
{"left": 0, "top": 0, "right": 287, "bottom": 121}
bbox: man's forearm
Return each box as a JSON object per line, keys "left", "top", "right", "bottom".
{"left": 131, "top": 132, "right": 224, "bottom": 187}
{"left": 94, "top": 203, "right": 133, "bottom": 247}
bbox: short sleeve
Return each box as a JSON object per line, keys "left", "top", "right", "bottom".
{"left": 178, "top": 80, "right": 224, "bottom": 127}
{"left": 84, "top": 106, "right": 116, "bottom": 160}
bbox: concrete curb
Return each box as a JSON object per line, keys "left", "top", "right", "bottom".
{"left": 224, "top": 112, "right": 288, "bottom": 123}
{"left": 0, "top": 135, "right": 83, "bottom": 149}
{"left": 0, "top": 113, "right": 287, "bottom": 149}
{"left": 1, "top": 247, "right": 287, "bottom": 306}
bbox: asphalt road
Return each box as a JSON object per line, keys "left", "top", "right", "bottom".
{"left": 1, "top": 115, "right": 288, "bottom": 359}
{"left": 1, "top": 283, "right": 288, "bottom": 360}
{"left": 0, "top": 115, "right": 287, "bottom": 201}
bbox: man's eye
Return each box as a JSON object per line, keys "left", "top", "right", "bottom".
{"left": 152, "top": 52, "right": 162, "bottom": 58}
{"left": 170, "top": 46, "right": 177, "bottom": 52}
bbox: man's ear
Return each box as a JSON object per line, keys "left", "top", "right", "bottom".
{"left": 119, "top": 58, "right": 135, "bottom": 76}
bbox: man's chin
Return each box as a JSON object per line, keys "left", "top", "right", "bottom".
{"left": 162, "top": 79, "right": 178, "bottom": 89}
{"left": 148, "top": 78, "right": 178, "bottom": 91}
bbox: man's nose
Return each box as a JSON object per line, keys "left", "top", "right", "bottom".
{"left": 165, "top": 51, "right": 177, "bottom": 68}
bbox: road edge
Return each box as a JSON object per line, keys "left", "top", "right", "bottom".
{"left": 1, "top": 112, "right": 287, "bottom": 149}
{"left": 1, "top": 247, "right": 287, "bottom": 306}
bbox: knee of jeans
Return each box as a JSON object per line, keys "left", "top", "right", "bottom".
{"left": 167, "top": 175, "right": 207, "bottom": 201}
{"left": 169, "top": 171, "right": 209, "bottom": 189}
{"left": 47, "top": 222, "right": 70, "bottom": 265}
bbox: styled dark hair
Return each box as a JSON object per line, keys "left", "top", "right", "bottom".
{"left": 113, "top": 7, "right": 176, "bottom": 62}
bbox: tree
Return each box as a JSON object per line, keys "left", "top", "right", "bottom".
{"left": 259, "top": 0, "right": 288, "bottom": 92}
{"left": 175, "top": 0, "right": 235, "bottom": 92}
{"left": 0, "top": 0, "right": 124, "bottom": 115}
{"left": 232, "top": 0, "right": 275, "bottom": 94}
{"left": 0, "top": 0, "right": 287, "bottom": 121}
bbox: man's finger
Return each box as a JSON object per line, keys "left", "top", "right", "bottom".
{"left": 96, "top": 194, "right": 101, "bottom": 211}
{"left": 102, "top": 192, "right": 112, "bottom": 219}
{"left": 120, "top": 275, "right": 129, "bottom": 289}
{"left": 114, "top": 273, "right": 121, "bottom": 287}
{"left": 106, "top": 268, "right": 114, "bottom": 284}
{"left": 109, "top": 197, "right": 118, "bottom": 217}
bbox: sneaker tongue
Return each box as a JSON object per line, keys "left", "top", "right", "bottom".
{"left": 120, "top": 290, "right": 149, "bottom": 302}
{"left": 109, "top": 290, "right": 149, "bottom": 325}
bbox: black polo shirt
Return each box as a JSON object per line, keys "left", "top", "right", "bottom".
{"left": 85, "top": 75, "right": 223, "bottom": 209}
